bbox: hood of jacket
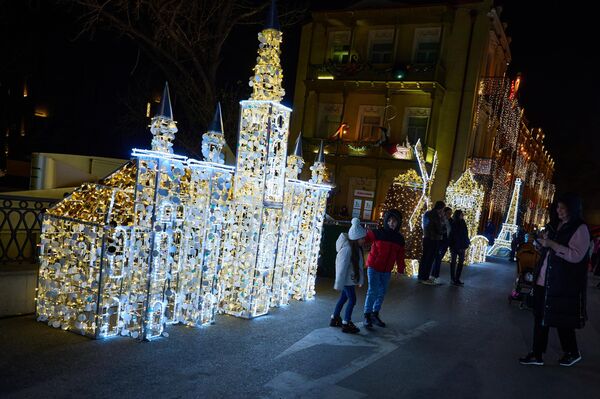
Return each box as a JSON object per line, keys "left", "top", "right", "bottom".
{"left": 336, "top": 232, "right": 350, "bottom": 252}
{"left": 383, "top": 209, "right": 402, "bottom": 232}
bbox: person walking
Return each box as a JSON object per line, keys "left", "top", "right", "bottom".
{"left": 330, "top": 218, "right": 366, "bottom": 334}
{"left": 418, "top": 201, "right": 445, "bottom": 284}
{"left": 431, "top": 207, "right": 452, "bottom": 284}
{"left": 519, "top": 193, "right": 590, "bottom": 367}
{"left": 448, "top": 209, "right": 470, "bottom": 285}
{"left": 363, "top": 209, "right": 405, "bottom": 329}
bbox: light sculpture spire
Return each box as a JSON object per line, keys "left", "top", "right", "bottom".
{"left": 201, "top": 102, "right": 226, "bottom": 164}
{"left": 249, "top": 0, "right": 285, "bottom": 102}
{"left": 150, "top": 82, "right": 177, "bottom": 153}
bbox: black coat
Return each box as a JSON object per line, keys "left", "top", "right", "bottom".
{"left": 449, "top": 218, "right": 470, "bottom": 250}
{"left": 533, "top": 220, "right": 589, "bottom": 329}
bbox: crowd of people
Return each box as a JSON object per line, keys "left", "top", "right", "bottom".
{"left": 329, "top": 193, "right": 596, "bottom": 368}
{"left": 329, "top": 200, "right": 471, "bottom": 334}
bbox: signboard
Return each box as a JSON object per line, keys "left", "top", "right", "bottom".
{"left": 354, "top": 190, "right": 375, "bottom": 198}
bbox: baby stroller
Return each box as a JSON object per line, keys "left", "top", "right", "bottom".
{"left": 508, "top": 243, "right": 540, "bottom": 309}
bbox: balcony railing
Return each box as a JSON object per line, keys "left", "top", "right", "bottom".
{"left": 308, "top": 59, "right": 446, "bottom": 85}
{"left": 0, "top": 195, "right": 59, "bottom": 265}
{"left": 304, "top": 137, "right": 424, "bottom": 162}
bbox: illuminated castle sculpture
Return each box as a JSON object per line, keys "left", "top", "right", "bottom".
{"left": 444, "top": 169, "right": 488, "bottom": 265}
{"left": 487, "top": 178, "right": 522, "bottom": 256}
{"left": 35, "top": 6, "right": 332, "bottom": 340}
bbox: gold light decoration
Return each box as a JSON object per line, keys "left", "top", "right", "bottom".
{"left": 468, "top": 235, "right": 489, "bottom": 264}
{"left": 36, "top": 10, "right": 332, "bottom": 339}
{"left": 381, "top": 140, "right": 438, "bottom": 277}
{"left": 444, "top": 169, "right": 486, "bottom": 265}
{"left": 444, "top": 169, "right": 485, "bottom": 240}
{"left": 249, "top": 28, "right": 285, "bottom": 102}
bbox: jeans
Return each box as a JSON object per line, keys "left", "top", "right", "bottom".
{"left": 333, "top": 286, "right": 357, "bottom": 322}
{"left": 531, "top": 285, "right": 579, "bottom": 356}
{"left": 431, "top": 239, "right": 449, "bottom": 278}
{"left": 418, "top": 238, "right": 439, "bottom": 281}
{"left": 450, "top": 248, "right": 466, "bottom": 281}
{"left": 364, "top": 268, "right": 392, "bottom": 313}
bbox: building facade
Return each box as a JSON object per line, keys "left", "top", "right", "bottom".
{"left": 291, "top": 0, "right": 512, "bottom": 221}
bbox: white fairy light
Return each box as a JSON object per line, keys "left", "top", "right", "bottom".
{"left": 487, "top": 178, "right": 522, "bottom": 256}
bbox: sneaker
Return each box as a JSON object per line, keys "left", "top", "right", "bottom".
{"left": 329, "top": 315, "right": 342, "bottom": 327}
{"left": 372, "top": 312, "right": 386, "bottom": 327}
{"left": 430, "top": 277, "right": 441, "bottom": 285}
{"left": 559, "top": 352, "right": 582, "bottom": 367}
{"left": 342, "top": 321, "right": 360, "bottom": 334}
{"left": 454, "top": 280, "right": 464, "bottom": 286}
{"left": 363, "top": 313, "right": 373, "bottom": 329}
{"left": 519, "top": 352, "right": 544, "bottom": 366}
{"left": 419, "top": 279, "right": 436, "bottom": 285}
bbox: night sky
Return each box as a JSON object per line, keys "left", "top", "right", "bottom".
{"left": 1, "top": 0, "right": 598, "bottom": 213}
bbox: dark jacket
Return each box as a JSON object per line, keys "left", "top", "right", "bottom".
{"left": 534, "top": 219, "right": 589, "bottom": 329}
{"left": 365, "top": 210, "right": 406, "bottom": 273}
{"left": 422, "top": 209, "right": 443, "bottom": 240}
{"left": 449, "top": 218, "right": 470, "bottom": 250}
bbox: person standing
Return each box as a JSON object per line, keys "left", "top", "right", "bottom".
{"left": 519, "top": 193, "right": 590, "bottom": 367}
{"left": 448, "top": 210, "right": 470, "bottom": 285}
{"left": 363, "top": 209, "right": 405, "bottom": 329}
{"left": 418, "top": 201, "right": 445, "bottom": 284}
{"left": 330, "top": 218, "right": 366, "bottom": 334}
{"left": 431, "top": 207, "right": 452, "bottom": 284}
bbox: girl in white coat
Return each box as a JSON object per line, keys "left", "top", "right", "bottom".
{"left": 330, "top": 218, "right": 366, "bottom": 334}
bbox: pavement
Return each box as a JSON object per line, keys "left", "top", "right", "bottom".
{"left": 1, "top": 257, "right": 599, "bottom": 399}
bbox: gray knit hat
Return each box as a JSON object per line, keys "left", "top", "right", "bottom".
{"left": 348, "top": 217, "right": 367, "bottom": 240}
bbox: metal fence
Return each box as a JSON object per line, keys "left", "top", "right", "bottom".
{"left": 0, "top": 195, "right": 58, "bottom": 265}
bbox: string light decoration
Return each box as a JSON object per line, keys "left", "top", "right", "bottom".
{"left": 381, "top": 140, "right": 438, "bottom": 276}
{"left": 444, "top": 169, "right": 487, "bottom": 264}
{"left": 36, "top": 6, "right": 332, "bottom": 339}
{"left": 488, "top": 178, "right": 522, "bottom": 256}
{"left": 467, "top": 235, "right": 489, "bottom": 264}
{"left": 473, "top": 77, "right": 524, "bottom": 216}
{"left": 444, "top": 169, "right": 484, "bottom": 239}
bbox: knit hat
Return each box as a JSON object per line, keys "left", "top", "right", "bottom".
{"left": 348, "top": 217, "right": 367, "bottom": 240}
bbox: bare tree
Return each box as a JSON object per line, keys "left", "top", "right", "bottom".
{"left": 66, "top": 0, "right": 306, "bottom": 156}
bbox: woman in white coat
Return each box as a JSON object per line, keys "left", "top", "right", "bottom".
{"left": 330, "top": 218, "right": 366, "bottom": 334}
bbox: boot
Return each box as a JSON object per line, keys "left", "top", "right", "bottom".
{"left": 364, "top": 313, "right": 373, "bottom": 329}
{"left": 342, "top": 321, "right": 360, "bottom": 334}
{"left": 329, "top": 315, "right": 342, "bottom": 327}
{"left": 372, "top": 311, "right": 386, "bottom": 327}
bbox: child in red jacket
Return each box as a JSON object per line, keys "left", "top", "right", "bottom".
{"left": 363, "top": 209, "right": 405, "bottom": 328}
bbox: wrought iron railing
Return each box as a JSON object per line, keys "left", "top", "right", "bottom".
{"left": 0, "top": 195, "right": 59, "bottom": 265}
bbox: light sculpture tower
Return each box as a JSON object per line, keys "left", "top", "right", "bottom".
{"left": 488, "top": 178, "right": 522, "bottom": 256}
{"left": 219, "top": 2, "right": 332, "bottom": 317}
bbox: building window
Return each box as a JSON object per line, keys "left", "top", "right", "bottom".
{"left": 317, "top": 103, "right": 342, "bottom": 139}
{"left": 328, "top": 30, "right": 351, "bottom": 64}
{"left": 412, "top": 27, "right": 441, "bottom": 65}
{"left": 368, "top": 29, "right": 394, "bottom": 64}
{"left": 357, "top": 105, "right": 385, "bottom": 140}
{"left": 403, "top": 107, "right": 430, "bottom": 145}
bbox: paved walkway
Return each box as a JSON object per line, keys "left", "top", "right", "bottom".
{"left": 1, "top": 258, "right": 599, "bottom": 398}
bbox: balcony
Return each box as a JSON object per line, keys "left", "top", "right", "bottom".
{"left": 307, "top": 59, "right": 446, "bottom": 87}
{"left": 302, "top": 137, "right": 439, "bottom": 166}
